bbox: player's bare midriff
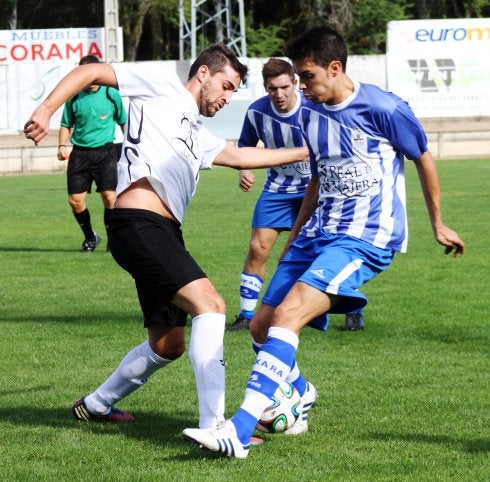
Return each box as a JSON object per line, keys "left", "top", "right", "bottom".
{"left": 114, "top": 177, "right": 178, "bottom": 222}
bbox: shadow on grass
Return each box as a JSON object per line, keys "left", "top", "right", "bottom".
{"left": 0, "top": 314, "right": 139, "bottom": 324}
{"left": 0, "top": 246, "right": 101, "bottom": 253}
{"left": 0, "top": 404, "right": 202, "bottom": 452}
{"left": 369, "top": 431, "right": 490, "bottom": 454}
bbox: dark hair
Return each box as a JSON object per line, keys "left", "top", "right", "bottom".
{"left": 79, "top": 55, "right": 101, "bottom": 66}
{"left": 188, "top": 44, "right": 248, "bottom": 82}
{"left": 284, "top": 26, "right": 348, "bottom": 71}
{"left": 261, "top": 58, "right": 295, "bottom": 84}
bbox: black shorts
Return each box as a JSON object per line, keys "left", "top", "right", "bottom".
{"left": 67, "top": 144, "right": 118, "bottom": 194}
{"left": 107, "top": 208, "right": 207, "bottom": 327}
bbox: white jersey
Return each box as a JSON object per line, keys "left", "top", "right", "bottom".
{"left": 299, "top": 81, "right": 428, "bottom": 253}
{"left": 111, "top": 63, "right": 227, "bottom": 223}
{"left": 238, "top": 91, "right": 310, "bottom": 194}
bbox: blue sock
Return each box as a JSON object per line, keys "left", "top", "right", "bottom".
{"left": 231, "top": 409, "right": 258, "bottom": 444}
{"left": 289, "top": 372, "right": 307, "bottom": 397}
{"left": 232, "top": 327, "right": 298, "bottom": 444}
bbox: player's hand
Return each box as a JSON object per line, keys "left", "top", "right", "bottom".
{"left": 23, "top": 106, "right": 51, "bottom": 145}
{"left": 57, "top": 146, "right": 69, "bottom": 161}
{"left": 435, "top": 225, "right": 465, "bottom": 257}
{"left": 239, "top": 170, "right": 255, "bottom": 192}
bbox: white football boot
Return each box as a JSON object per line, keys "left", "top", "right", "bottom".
{"left": 284, "top": 381, "right": 318, "bottom": 435}
{"left": 183, "top": 419, "right": 250, "bottom": 459}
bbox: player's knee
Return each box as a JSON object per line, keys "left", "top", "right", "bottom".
{"left": 249, "top": 240, "right": 270, "bottom": 263}
{"left": 209, "top": 295, "right": 226, "bottom": 314}
{"left": 150, "top": 333, "right": 185, "bottom": 360}
{"left": 153, "top": 342, "right": 185, "bottom": 360}
{"left": 270, "top": 304, "right": 297, "bottom": 329}
{"left": 69, "top": 198, "right": 84, "bottom": 212}
{"left": 101, "top": 191, "right": 116, "bottom": 208}
{"left": 202, "top": 293, "right": 226, "bottom": 314}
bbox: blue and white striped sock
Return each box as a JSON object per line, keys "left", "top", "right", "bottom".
{"left": 232, "top": 326, "right": 298, "bottom": 443}
{"left": 253, "top": 337, "right": 307, "bottom": 396}
{"left": 239, "top": 272, "right": 263, "bottom": 318}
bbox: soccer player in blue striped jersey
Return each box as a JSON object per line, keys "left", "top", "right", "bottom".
{"left": 183, "top": 26, "right": 465, "bottom": 459}
{"left": 229, "top": 58, "right": 364, "bottom": 333}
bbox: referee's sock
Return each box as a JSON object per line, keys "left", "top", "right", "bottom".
{"left": 74, "top": 208, "right": 94, "bottom": 240}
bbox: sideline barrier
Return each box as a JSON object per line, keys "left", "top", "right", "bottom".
{"left": 1, "top": 117, "right": 489, "bottom": 175}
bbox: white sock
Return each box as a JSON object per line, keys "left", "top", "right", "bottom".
{"left": 84, "top": 340, "right": 171, "bottom": 415}
{"left": 189, "top": 313, "right": 226, "bottom": 429}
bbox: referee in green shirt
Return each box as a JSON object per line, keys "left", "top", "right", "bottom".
{"left": 58, "top": 55, "right": 127, "bottom": 252}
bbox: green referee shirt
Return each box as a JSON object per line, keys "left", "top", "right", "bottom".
{"left": 60, "top": 86, "right": 127, "bottom": 148}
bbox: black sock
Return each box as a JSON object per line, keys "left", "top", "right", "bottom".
{"left": 74, "top": 209, "right": 94, "bottom": 240}
{"left": 104, "top": 208, "right": 111, "bottom": 250}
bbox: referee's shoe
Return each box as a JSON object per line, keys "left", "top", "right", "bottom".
{"left": 81, "top": 231, "right": 102, "bottom": 252}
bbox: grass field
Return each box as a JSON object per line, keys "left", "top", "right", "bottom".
{"left": 0, "top": 159, "right": 489, "bottom": 481}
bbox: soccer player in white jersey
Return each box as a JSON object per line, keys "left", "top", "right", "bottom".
{"left": 24, "top": 45, "right": 308, "bottom": 434}
{"left": 229, "top": 58, "right": 364, "bottom": 332}
{"left": 182, "top": 27, "right": 465, "bottom": 459}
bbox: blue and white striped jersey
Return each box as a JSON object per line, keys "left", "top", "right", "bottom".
{"left": 238, "top": 91, "right": 310, "bottom": 194}
{"left": 299, "top": 82, "right": 428, "bottom": 253}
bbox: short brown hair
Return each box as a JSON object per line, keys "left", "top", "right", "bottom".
{"left": 188, "top": 44, "right": 248, "bottom": 83}
{"left": 79, "top": 55, "right": 101, "bottom": 66}
{"left": 262, "top": 58, "right": 294, "bottom": 85}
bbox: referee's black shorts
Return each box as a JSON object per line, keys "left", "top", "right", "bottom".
{"left": 67, "top": 143, "right": 118, "bottom": 194}
{"left": 107, "top": 208, "right": 207, "bottom": 327}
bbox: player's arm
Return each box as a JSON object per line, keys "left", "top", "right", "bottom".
{"left": 237, "top": 111, "right": 260, "bottom": 191}
{"left": 280, "top": 175, "right": 320, "bottom": 259}
{"left": 213, "top": 143, "right": 308, "bottom": 170}
{"left": 57, "top": 126, "right": 71, "bottom": 161}
{"left": 24, "top": 64, "right": 118, "bottom": 145}
{"left": 414, "top": 150, "right": 465, "bottom": 257}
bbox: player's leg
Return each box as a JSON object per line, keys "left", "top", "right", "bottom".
{"left": 249, "top": 301, "right": 316, "bottom": 435}
{"left": 73, "top": 209, "right": 208, "bottom": 424}
{"left": 67, "top": 149, "right": 101, "bottom": 251}
{"left": 111, "top": 207, "right": 227, "bottom": 429}
{"left": 75, "top": 322, "right": 182, "bottom": 422}
{"left": 226, "top": 237, "right": 394, "bottom": 442}
{"left": 229, "top": 227, "right": 280, "bottom": 331}
{"left": 100, "top": 190, "right": 116, "bottom": 209}
{"left": 183, "top": 236, "right": 395, "bottom": 457}
{"left": 172, "top": 277, "right": 227, "bottom": 429}
{"left": 183, "top": 282, "right": 334, "bottom": 457}
{"left": 230, "top": 191, "right": 302, "bottom": 331}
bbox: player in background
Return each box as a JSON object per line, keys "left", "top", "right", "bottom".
{"left": 228, "top": 58, "right": 364, "bottom": 332}
{"left": 58, "top": 55, "right": 127, "bottom": 252}
{"left": 183, "top": 26, "right": 465, "bottom": 458}
{"left": 24, "top": 44, "right": 308, "bottom": 434}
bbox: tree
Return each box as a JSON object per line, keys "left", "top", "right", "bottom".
{"left": 347, "top": 0, "right": 411, "bottom": 54}
{"left": 2, "top": 0, "right": 490, "bottom": 60}
{"left": 120, "top": 0, "right": 153, "bottom": 61}
{"left": 0, "top": 0, "right": 17, "bottom": 29}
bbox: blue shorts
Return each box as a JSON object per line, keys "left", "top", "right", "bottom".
{"left": 262, "top": 233, "right": 394, "bottom": 315}
{"left": 252, "top": 191, "right": 305, "bottom": 229}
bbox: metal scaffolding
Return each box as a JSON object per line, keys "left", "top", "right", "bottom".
{"left": 179, "top": 0, "right": 247, "bottom": 60}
